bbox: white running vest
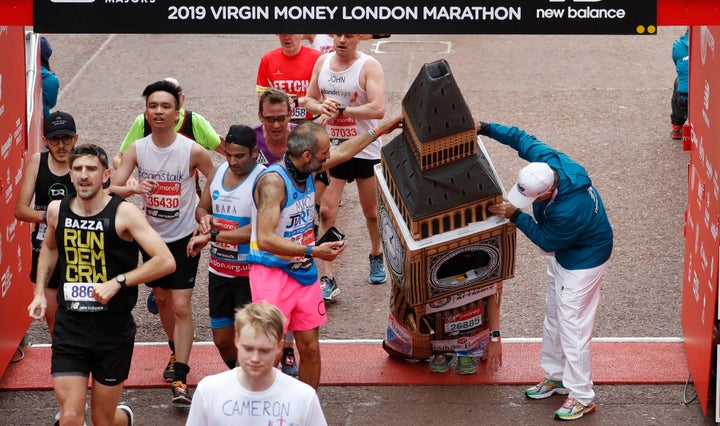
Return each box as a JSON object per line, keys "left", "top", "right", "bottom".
{"left": 208, "top": 162, "right": 265, "bottom": 278}
{"left": 135, "top": 134, "right": 198, "bottom": 242}
{"left": 318, "top": 51, "right": 381, "bottom": 160}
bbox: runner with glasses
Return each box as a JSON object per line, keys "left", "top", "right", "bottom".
{"left": 15, "top": 111, "right": 78, "bottom": 336}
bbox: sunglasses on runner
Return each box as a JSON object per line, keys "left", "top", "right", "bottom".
{"left": 262, "top": 115, "right": 289, "bottom": 123}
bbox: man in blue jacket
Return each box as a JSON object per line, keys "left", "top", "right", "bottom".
{"left": 671, "top": 29, "right": 689, "bottom": 140}
{"left": 483, "top": 122, "right": 613, "bottom": 421}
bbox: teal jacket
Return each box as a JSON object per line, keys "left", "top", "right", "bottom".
{"left": 483, "top": 123, "right": 613, "bottom": 270}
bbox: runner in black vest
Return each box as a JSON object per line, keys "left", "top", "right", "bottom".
{"left": 14, "top": 111, "right": 78, "bottom": 334}
{"left": 27, "top": 143, "right": 175, "bottom": 426}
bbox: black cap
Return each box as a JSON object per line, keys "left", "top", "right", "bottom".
{"left": 44, "top": 111, "right": 77, "bottom": 138}
{"left": 225, "top": 125, "right": 256, "bottom": 149}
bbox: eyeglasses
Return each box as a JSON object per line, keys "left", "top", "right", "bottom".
{"left": 262, "top": 115, "right": 288, "bottom": 123}
{"left": 47, "top": 135, "right": 75, "bottom": 146}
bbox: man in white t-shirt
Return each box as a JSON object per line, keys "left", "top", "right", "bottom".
{"left": 186, "top": 302, "right": 327, "bottom": 426}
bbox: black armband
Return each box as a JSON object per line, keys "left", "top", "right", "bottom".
{"left": 477, "top": 121, "right": 491, "bottom": 136}
{"left": 509, "top": 208, "right": 522, "bottom": 223}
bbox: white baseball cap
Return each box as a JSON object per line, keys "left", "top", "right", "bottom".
{"left": 507, "top": 162, "right": 555, "bottom": 209}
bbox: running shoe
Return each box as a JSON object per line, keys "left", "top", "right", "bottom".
{"left": 369, "top": 254, "right": 387, "bottom": 284}
{"left": 117, "top": 404, "right": 134, "bottom": 426}
{"left": 429, "top": 354, "right": 452, "bottom": 373}
{"left": 320, "top": 276, "right": 340, "bottom": 301}
{"left": 171, "top": 380, "right": 192, "bottom": 405}
{"left": 554, "top": 397, "right": 596, "bottom": 421}
{"left": 525, "top": 379, "right": 570, "bottom": 399}
{"left": 146, "top": 290, "right": 158, "bottom": 315}
{"left": 456, "top": 355, "right": 478, "bottom": 375}
{"left": 671, "top": 125, "right": 683, "bottom": 140}
{"left": 281, "top": 347, "right": 299, "bottom": 378}
{"left": 163, "top": 354, "right": 176, "bottom": 382}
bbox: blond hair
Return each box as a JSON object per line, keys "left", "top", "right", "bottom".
{"left": 234, "top": 302, "right": 286, "bottom": 343}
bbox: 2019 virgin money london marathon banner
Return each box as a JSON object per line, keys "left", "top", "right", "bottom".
{"left": 34, "top": 0, "right": 656, "bottom": 35}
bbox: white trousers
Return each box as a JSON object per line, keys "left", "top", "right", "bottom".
{"left": 539, "top": 256, "right": 609, "bottom": 405}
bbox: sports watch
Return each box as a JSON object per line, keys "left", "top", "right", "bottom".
{"left": 116, "top": 274, "right": 127, "bottom": 289}
{"left": 490, "top": 330, "right": 501, "bottom": 343}
{"left": 210, "top": 229, "right": 219, "bottom": 242}
{"left": 337, "top": 104, "right": 346, "bottom": 116}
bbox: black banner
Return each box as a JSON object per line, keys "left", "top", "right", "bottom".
{"left": 34, "top": 0, "right": 657, "bottom": 35}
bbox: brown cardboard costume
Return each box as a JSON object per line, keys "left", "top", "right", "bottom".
{"left": 377, "top": 60, "right": 516, "bottom": 360}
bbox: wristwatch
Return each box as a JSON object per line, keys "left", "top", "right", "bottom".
{"left": 490, "top": 330, "right": 501, "bottom": 343}
{"left": 304, "top": 245, "right": 313, "bottom": 259}
{"left": 337, "top": 104, "right": 346, "bottom": 116}
{"left": 116, "top": 274, "right": 127, "bottom": 289}
{"left": 210, "top": 228, "right": 219, "bottom": 242}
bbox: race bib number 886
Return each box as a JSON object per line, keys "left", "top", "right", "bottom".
{"left": 63, "top": 282, "right": 95, "bottom": 302}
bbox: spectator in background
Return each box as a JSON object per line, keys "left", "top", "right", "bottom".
{"left": 671, "top": 29, "right": 689, "bottom": 140}
{"left": 40, "top": 36, "right": 59, "bottom": 118}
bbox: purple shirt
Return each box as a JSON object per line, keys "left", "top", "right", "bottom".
{"left": 253, "top": 123, "right": 298, "bottom": 166}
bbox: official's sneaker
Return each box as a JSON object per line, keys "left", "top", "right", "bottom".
{"left": 456, "top": 355, "right": 479, "bottom": 375}
{"left": 368, "top": 254, "right": 387, "bottom": 284}
{"left": 117, "top": 404, "right": 134, "bottom": 426}
{"left": 671, "top": 125, "right": 683, "bottom": 140}
{"left": 171, "top": 380, "right": 192, "bottom": 405}
{"left": 163, "top": 354, "right": 176, "bottom": 382}
{"left": 554, "top": 397, "right": 596, "bottom": 421}
{"left": 146, "top": 290, "right": 158, "bottom": 315}
{"left": 320, "top": 276, "right": 340, "bottom": 301}
{"left": 525, "top": 379, "right": 570, "bottom": 399}
{"left": 429, "top": 354, "right": 452, "bottom": 373}
{"left": 281, "top": 347, "right": 299, "bottom": 378}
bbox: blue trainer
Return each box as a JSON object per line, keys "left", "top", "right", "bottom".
{"left": 369, "top": 254, "right": 387, "bottom": 284}
{"left": 280, "top": 347, "right": 299, "bottom": 378}
{"left": 320, "top": 276, "right": 340, "bottom": 301}
{"left": 147, "top": 290, "right": 159, "bottom": 315}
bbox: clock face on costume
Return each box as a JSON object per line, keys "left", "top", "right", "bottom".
{"left": 379, "top": 206, "right": 404, "bottom": 279}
